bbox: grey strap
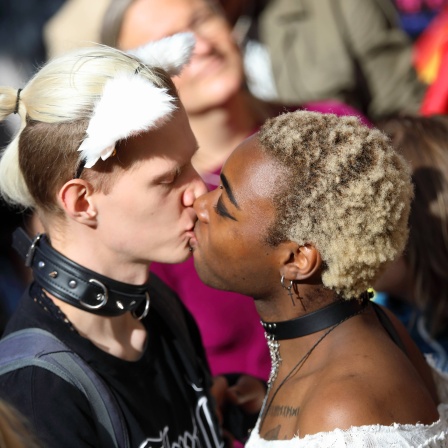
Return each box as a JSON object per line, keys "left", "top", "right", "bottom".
{"left": 0, "top": 328, "right": 129, "bottom": 448}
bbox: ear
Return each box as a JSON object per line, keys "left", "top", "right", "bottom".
{"left": 279, "top": 243, "right": 322, "bottom": 282}
{"left": 57, "top": 179, "right": 97, "bottom": 226}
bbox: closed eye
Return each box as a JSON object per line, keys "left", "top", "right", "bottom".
{"left": 159, "top": 167, "right": 182, "bottom": 185}
{"left": 214, "top": 195, "right": 237, "bottom": 221}
{"left": 160, "top": 176, "right": 176, "bottom": 185}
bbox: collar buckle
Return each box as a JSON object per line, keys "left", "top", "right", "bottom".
{"left": 25, "top": 233, "right": 43, "bottom": 267}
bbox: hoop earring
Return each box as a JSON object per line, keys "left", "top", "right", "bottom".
{"left": 280, "top": 275, "right": 295, "bottom": 306}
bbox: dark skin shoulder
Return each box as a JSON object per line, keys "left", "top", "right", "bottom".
{"left": 259, "top": 307, "right": 440, "bottom": 440}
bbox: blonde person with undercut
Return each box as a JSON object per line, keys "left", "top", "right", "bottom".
{"left": 0, "top": 34, "right": 223, "bottom": 448}
{"left": 190, "top": 110, "right": 448, "bottom": 446}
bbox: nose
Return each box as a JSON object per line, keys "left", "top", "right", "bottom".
{"left": 193, "top": 190, "right": 212, "bottom": 223}
{"left": 182, "top": 166, "right": 208, "bottom": 207}
{"left": 192, "top": 31, "right": 213, "bottom": 56}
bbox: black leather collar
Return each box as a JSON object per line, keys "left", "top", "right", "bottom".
{"left": 12, "top": 227, "right": 150, "bottom": 319}
{"left": 261, "top": 293, "right": 371, "bottom": 340}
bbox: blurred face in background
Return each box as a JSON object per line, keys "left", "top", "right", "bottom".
{"left": 118, "top": 0, "right": 244, "bottom": 114}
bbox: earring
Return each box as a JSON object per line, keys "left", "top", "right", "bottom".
{"left": 280, "top": 275, "right": 295, "bottom": 306}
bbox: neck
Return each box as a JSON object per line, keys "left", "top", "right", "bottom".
{"left": 255, "top": 284, "right": 338, "bottom": 323}
{"left": 262, "top": 295, "right": 370, "bottom": 340}
{"left": 188, "top": 91, "right": 272, "bottom": 174}
{"left": 48, "top": 292, "right": 147, "bottom": 361}
{"left": 49, "top": 227, "right": 150, "bottom": 285}
{"left": 13, "top": 227, "right": 151, "bottom": 320}
{"left": 257, "top": 284, "right": 370, "bottom": 387}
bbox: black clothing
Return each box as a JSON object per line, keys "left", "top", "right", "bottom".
{"left": 0, "top": 276, "right": 221, "bottom": 448}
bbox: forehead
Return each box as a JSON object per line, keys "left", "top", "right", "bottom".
{"left": 118, "top": 106, "right": 197, "bottom": 171}
{"left": 223, "top": 135, "right": 283, "bottom": 205}
{"left": 120, "top": 0, "right": 212, "bottom": 48}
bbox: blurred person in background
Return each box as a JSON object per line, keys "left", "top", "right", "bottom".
{"left": 0, "top": 0, "right": 65, "bottom": 335}
{"left": 375, "top": 115, "right": 448, "bottom": 371}
{"left": 254, "top": 0, "right": 427, "bottom": 121}
{"left": 44, "top": 0, "right": 426, "bottom": 122}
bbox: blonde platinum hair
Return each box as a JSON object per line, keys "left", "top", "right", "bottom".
{"left": 258, "top": 110, "right": 413, "bottom": 299}
{"left": 0, "top": 45, "right": 178, "bottom": 216}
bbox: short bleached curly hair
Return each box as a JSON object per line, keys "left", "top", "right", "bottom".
{"left": 258, "top": 110, "right": 413, "bottom": 299}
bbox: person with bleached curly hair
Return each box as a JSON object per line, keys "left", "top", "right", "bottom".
{"left": 190, "top": 110, "right": 448, "bottom": 446}
{"left": 259, "top": 112, "right": 411, "bottom": 300}
{"left": 0, "top": 34, "right": 223, "bottom": 448}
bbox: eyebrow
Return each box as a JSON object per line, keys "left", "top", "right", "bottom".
{"left": 220, "top": 173, "right": 240, "bottom": 209}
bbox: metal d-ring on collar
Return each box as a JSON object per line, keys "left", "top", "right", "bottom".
{"left": 132, "top": 292, "right": 150, "bottom": 320}
{"left": 80, "top": 279, "right": 109, "bottom": 310}
{"left": 12, "top": 227, "right": 151, "bottom": 318}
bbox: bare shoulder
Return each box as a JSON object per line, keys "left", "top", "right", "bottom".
{"left": 298, "top": 356, "right": 439, "bottom": 437}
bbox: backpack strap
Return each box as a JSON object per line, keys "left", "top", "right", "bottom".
{"left": 0, "top": 328, "right": 129, "bottom": 448}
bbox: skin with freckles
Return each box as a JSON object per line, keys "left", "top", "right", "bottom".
{"left": 192, "top": 134, "right": 440, "bottom": 440}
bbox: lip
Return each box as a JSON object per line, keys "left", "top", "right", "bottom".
{"left": 189, "top": 235, "right": 198, "bottom": 249}
{"left": 188, "top": 221, "right": 200, "bottom": 249}
{"left": 185, "top": 229, "right": 195, "bottom": 239}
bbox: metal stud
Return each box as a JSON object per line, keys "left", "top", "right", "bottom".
{"left": 38, "top": 261, "right": 45, "bottom": 269}
{"left": 116, "top": 301, "right": 124, "bottom": 310}
{"left": 68, "top": 280, "right": 77, "bottom": 289}
{"left": 49, "top": 271, "right": 58, "bottom": 278}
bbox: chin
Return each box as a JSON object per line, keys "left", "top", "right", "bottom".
{"left": 211, "top": 75, "right": 241, "bottom": 102}
{"left": 171, "top": 249, "right": 192, "bottom": 264}
{"left": 152, "top": 248, "right": 191, "bottom": 265}
{"left": 193, "top": 260, "right": 226, "bottom": 291}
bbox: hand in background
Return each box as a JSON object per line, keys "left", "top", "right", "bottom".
{"left": 211, "top": 374, "right": 267, "bottom": 447}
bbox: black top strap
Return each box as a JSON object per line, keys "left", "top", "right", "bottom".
{"left": 371, "top": 301, "right": 407, "bottom": 354}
